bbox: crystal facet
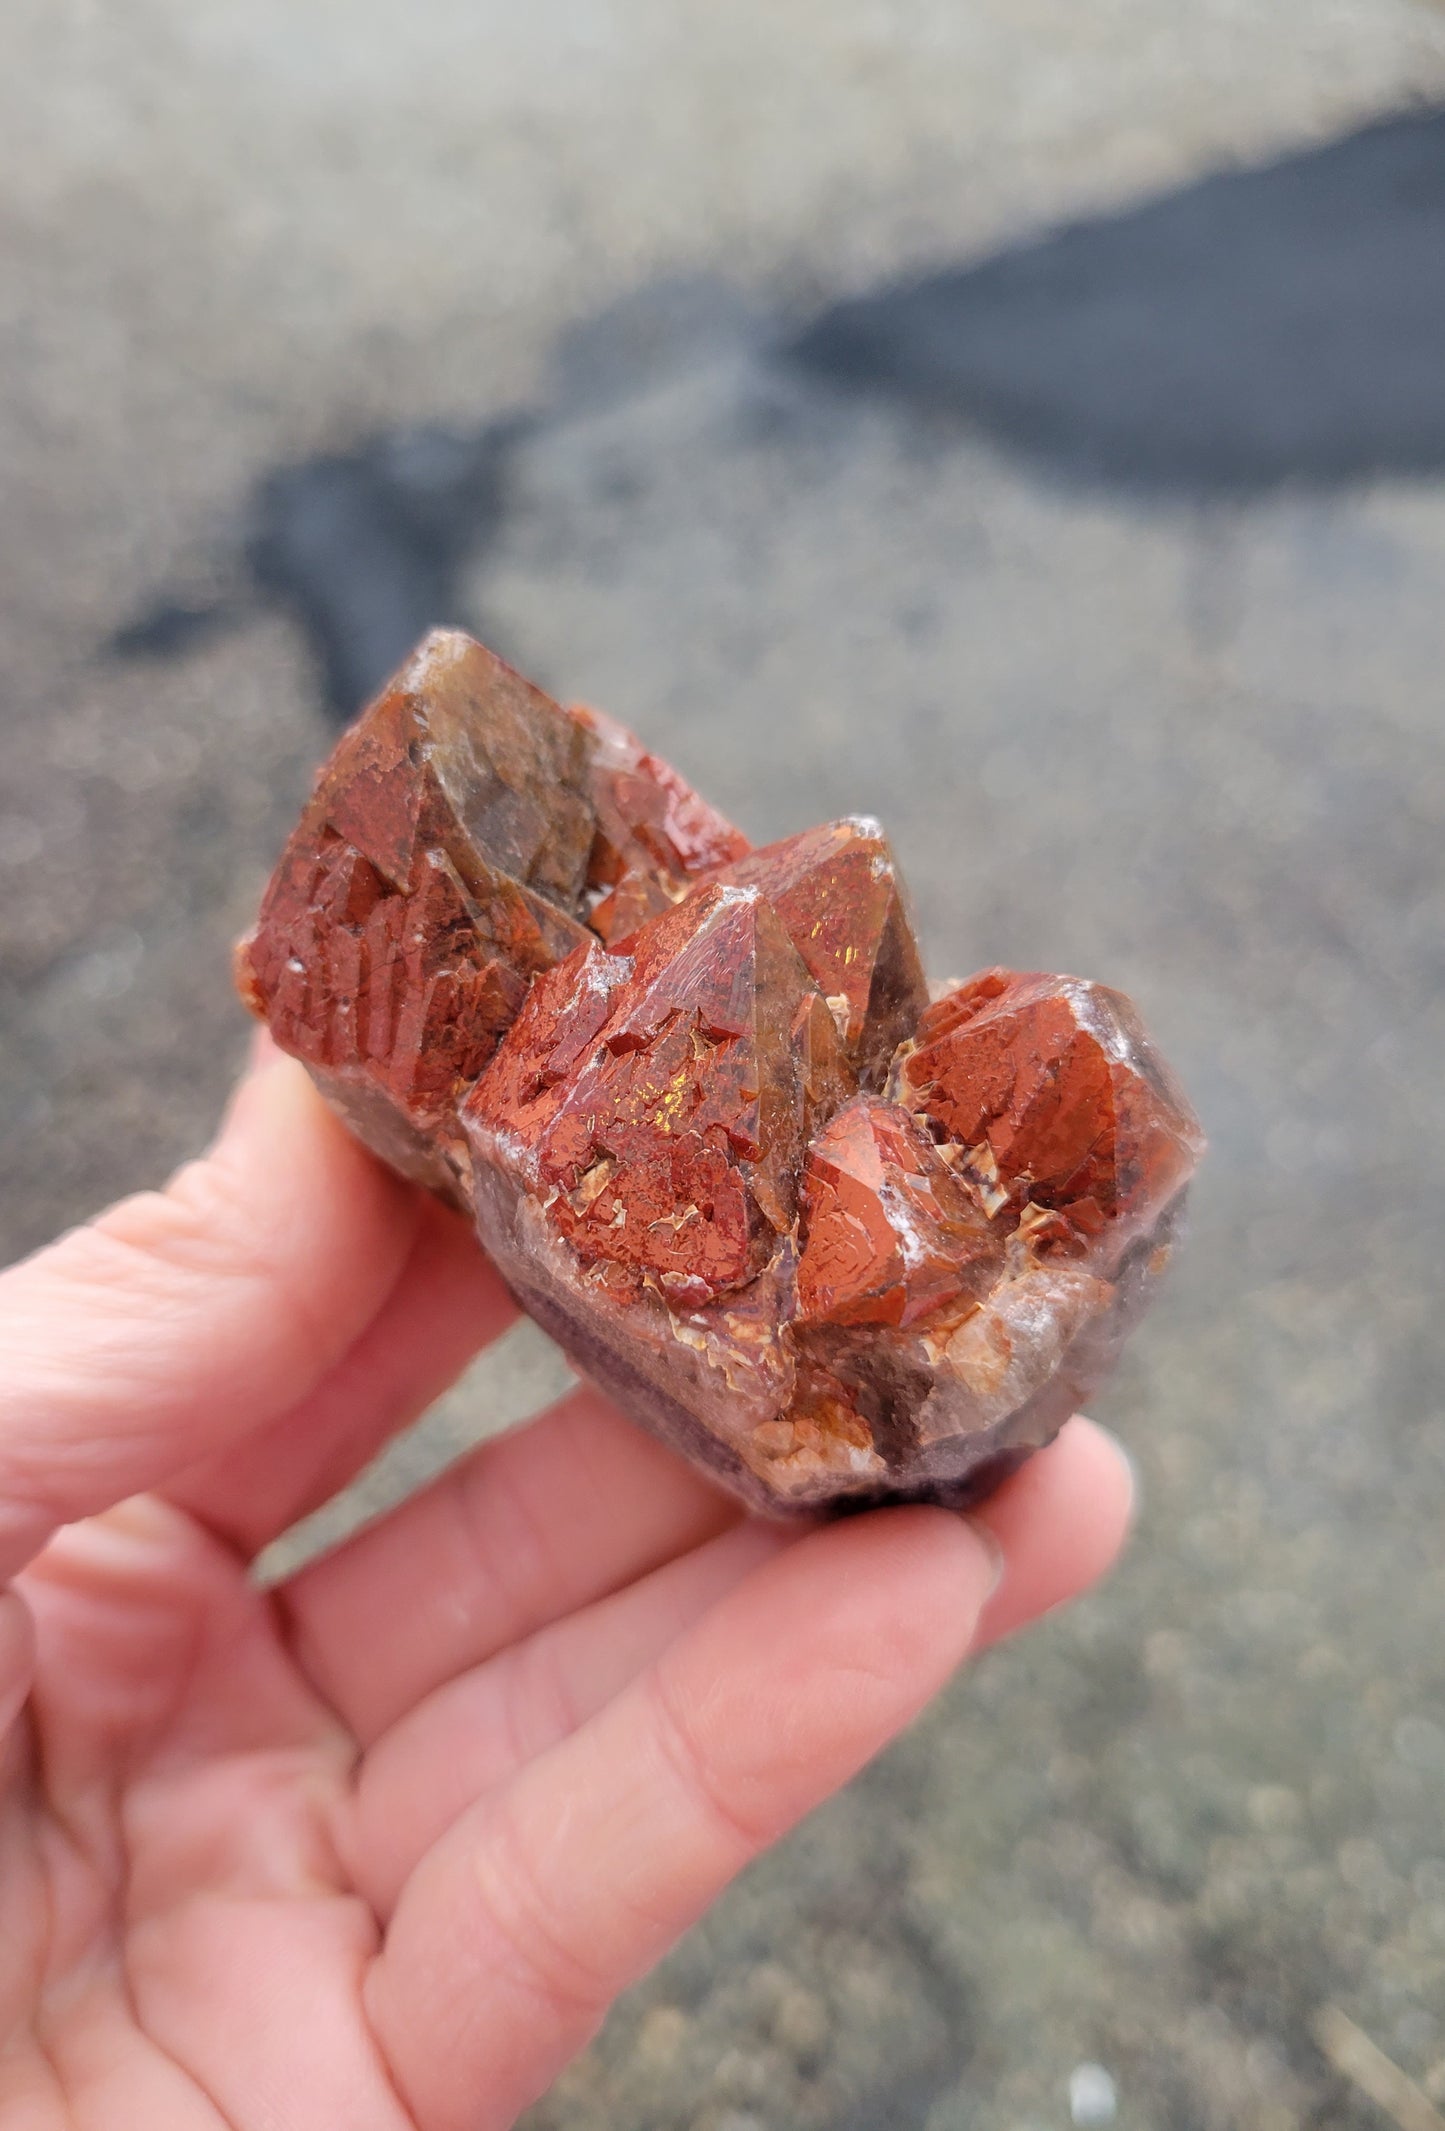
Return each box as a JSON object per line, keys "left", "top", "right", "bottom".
{"left": 708, "top": 817, "right": 928, "bottom": 1086}
{"left": 571, "top": 702, "right": 750, "bottom": 945}
{"left": 898, "top": 967, "right": 1201, "bottom": 1269}
{"left": 465, "top": 885, "right": 856, "bottom": 1306}
{"left": 794, "top": 1095, "right": 1004, "bottom": 1330}
{"left": 238, "top": 629, "right": 1205, "bottom": 1512}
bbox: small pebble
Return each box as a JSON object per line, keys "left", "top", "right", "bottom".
{"left": 771, "top": 1985, "right": 829, "bottom": 2060}
{"left": 634, "top": 2004, "right": 689, "bottom": 2068}
{"left": 1069, "top": 2061, "right": 1118, "bottom": 2127}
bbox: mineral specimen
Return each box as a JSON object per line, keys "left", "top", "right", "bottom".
{"left": 237, "top": 628, "right": 1204, "bottom": 1512}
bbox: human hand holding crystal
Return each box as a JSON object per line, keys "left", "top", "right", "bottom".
{"left": 0, "top": 1048, "right": 1132, "bottom": 2130}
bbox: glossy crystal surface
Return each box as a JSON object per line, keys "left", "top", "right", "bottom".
{"left": 239, "top": 629, "right": 1204, "bottom": 1511}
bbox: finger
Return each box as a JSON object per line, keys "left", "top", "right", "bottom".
{"left": 165, "top": 1192, "right": 517, "bottom": 1556}
{"left": 0, "top": 1054, "right": 417, "bottom": 1581}
{"left": 345, "top": 1415, "right": 1133, "bottom": 1914}
{"left": 0, "top": 1591, "right": 34, "bottom": 1742}
{"left": 281, "top": 1384, "right": 740, "bottom": 1741}
{"left": 968, "top": 1414, "right": 1135, "bottom": 1650}
{"left": 364, "top": 1507, "right": 998, "bottom": 2131}
{"left": 347, "top": 1519, "right": 794, "bottom": 1912}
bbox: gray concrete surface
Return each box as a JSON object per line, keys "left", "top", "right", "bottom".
{"left": 5, "top": 5, "right": 1445, "bottom": 2127}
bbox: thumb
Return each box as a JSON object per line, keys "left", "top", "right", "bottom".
{"left": 0, "top": 1050, "right": 418, "bottom": 1581}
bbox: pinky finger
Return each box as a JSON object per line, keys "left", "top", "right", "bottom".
{"left": 364, "top": 1507, "right": 999, "bottom": 2131}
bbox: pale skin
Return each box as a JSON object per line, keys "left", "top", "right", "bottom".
{"left": 0, "top": 1044, "right": 1134, "bottom": 2130}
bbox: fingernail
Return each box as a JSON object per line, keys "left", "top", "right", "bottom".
{"left": 959, "top": 1515, "right": 1006, "bottom": 1600}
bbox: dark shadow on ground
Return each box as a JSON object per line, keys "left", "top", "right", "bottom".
{"left": 790, "top": 106, "right": 1445, "bottom": 491}
{"left": 113, "top": 109, "right": 1445, "bottom": 709}
{"left": 112, "top": 419, "right": 525, "bottom": 721}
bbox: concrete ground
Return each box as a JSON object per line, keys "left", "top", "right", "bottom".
{"left": 5, "top": 5, "right": 1445, "bottom": 2127}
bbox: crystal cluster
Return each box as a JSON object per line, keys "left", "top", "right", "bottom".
{"left": 237, "top": 630, "right": 1203, "bottom": 1511}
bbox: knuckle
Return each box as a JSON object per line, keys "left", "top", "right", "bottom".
{"left": 647, "top": 1666, "right": 767, "bottom": 1857}
{"left": 474, "top": 1822, "right": 612, "bottom": 2020}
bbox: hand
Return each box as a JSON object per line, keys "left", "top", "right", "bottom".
{"left": 0, "top": 1048, "right": 1133, "bottom": 2130}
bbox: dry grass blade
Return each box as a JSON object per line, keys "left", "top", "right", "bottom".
{"left": 1313, "top": 2006, "right": 1445, "bottom": 2131}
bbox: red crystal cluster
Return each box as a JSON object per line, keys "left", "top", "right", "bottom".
{"left": 237, "top": 630, "right": 1203, "bottom": 1511}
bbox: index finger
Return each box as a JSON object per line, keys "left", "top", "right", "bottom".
{"left": 0, "top": 1051, "right": 418, "bottom": 1580}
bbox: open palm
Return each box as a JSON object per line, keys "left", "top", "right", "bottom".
{"left": 0, "top": 1051, "right": 1132, "bottom": 2130}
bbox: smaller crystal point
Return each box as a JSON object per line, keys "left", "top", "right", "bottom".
{"left": 708, "top": 817, "right": 928, "bottom": 1086}
{"left": 899, "top": 968, "right": 1204, "bottom": 1270}
{"left": 324, "top": 630, "right": 598, "bottom": 907}
{"left": 795, "top": 1095, "right": 1003, "bottom": 1329}
{"left": 570, "top": 702, "right": 749, "bottom": 945}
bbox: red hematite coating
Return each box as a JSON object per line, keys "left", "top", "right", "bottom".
{"left": 238, "top": 628, "right": 1205, "bottom": 1512}
{"left": 707, "top": 818, "right": 928, "bottom": 1087}
{"left": 899, "top": 968, "right": 1202, "bottom": 1270}
{"left": 572, "top": 703, "right": 750, "bottom": 946}
{"left": 795, "top": 1096, "right": 1003, "bottom": 1330}
{"left": 465, "top": 885, "right": 855, "bottom": 1305}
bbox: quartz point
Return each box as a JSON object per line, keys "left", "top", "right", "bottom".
{"left": 707, "top": 817, "right": 928, "bottom": 1087}
{"left": 238, "top": 628, "right": 1204, "bottom": 1512}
